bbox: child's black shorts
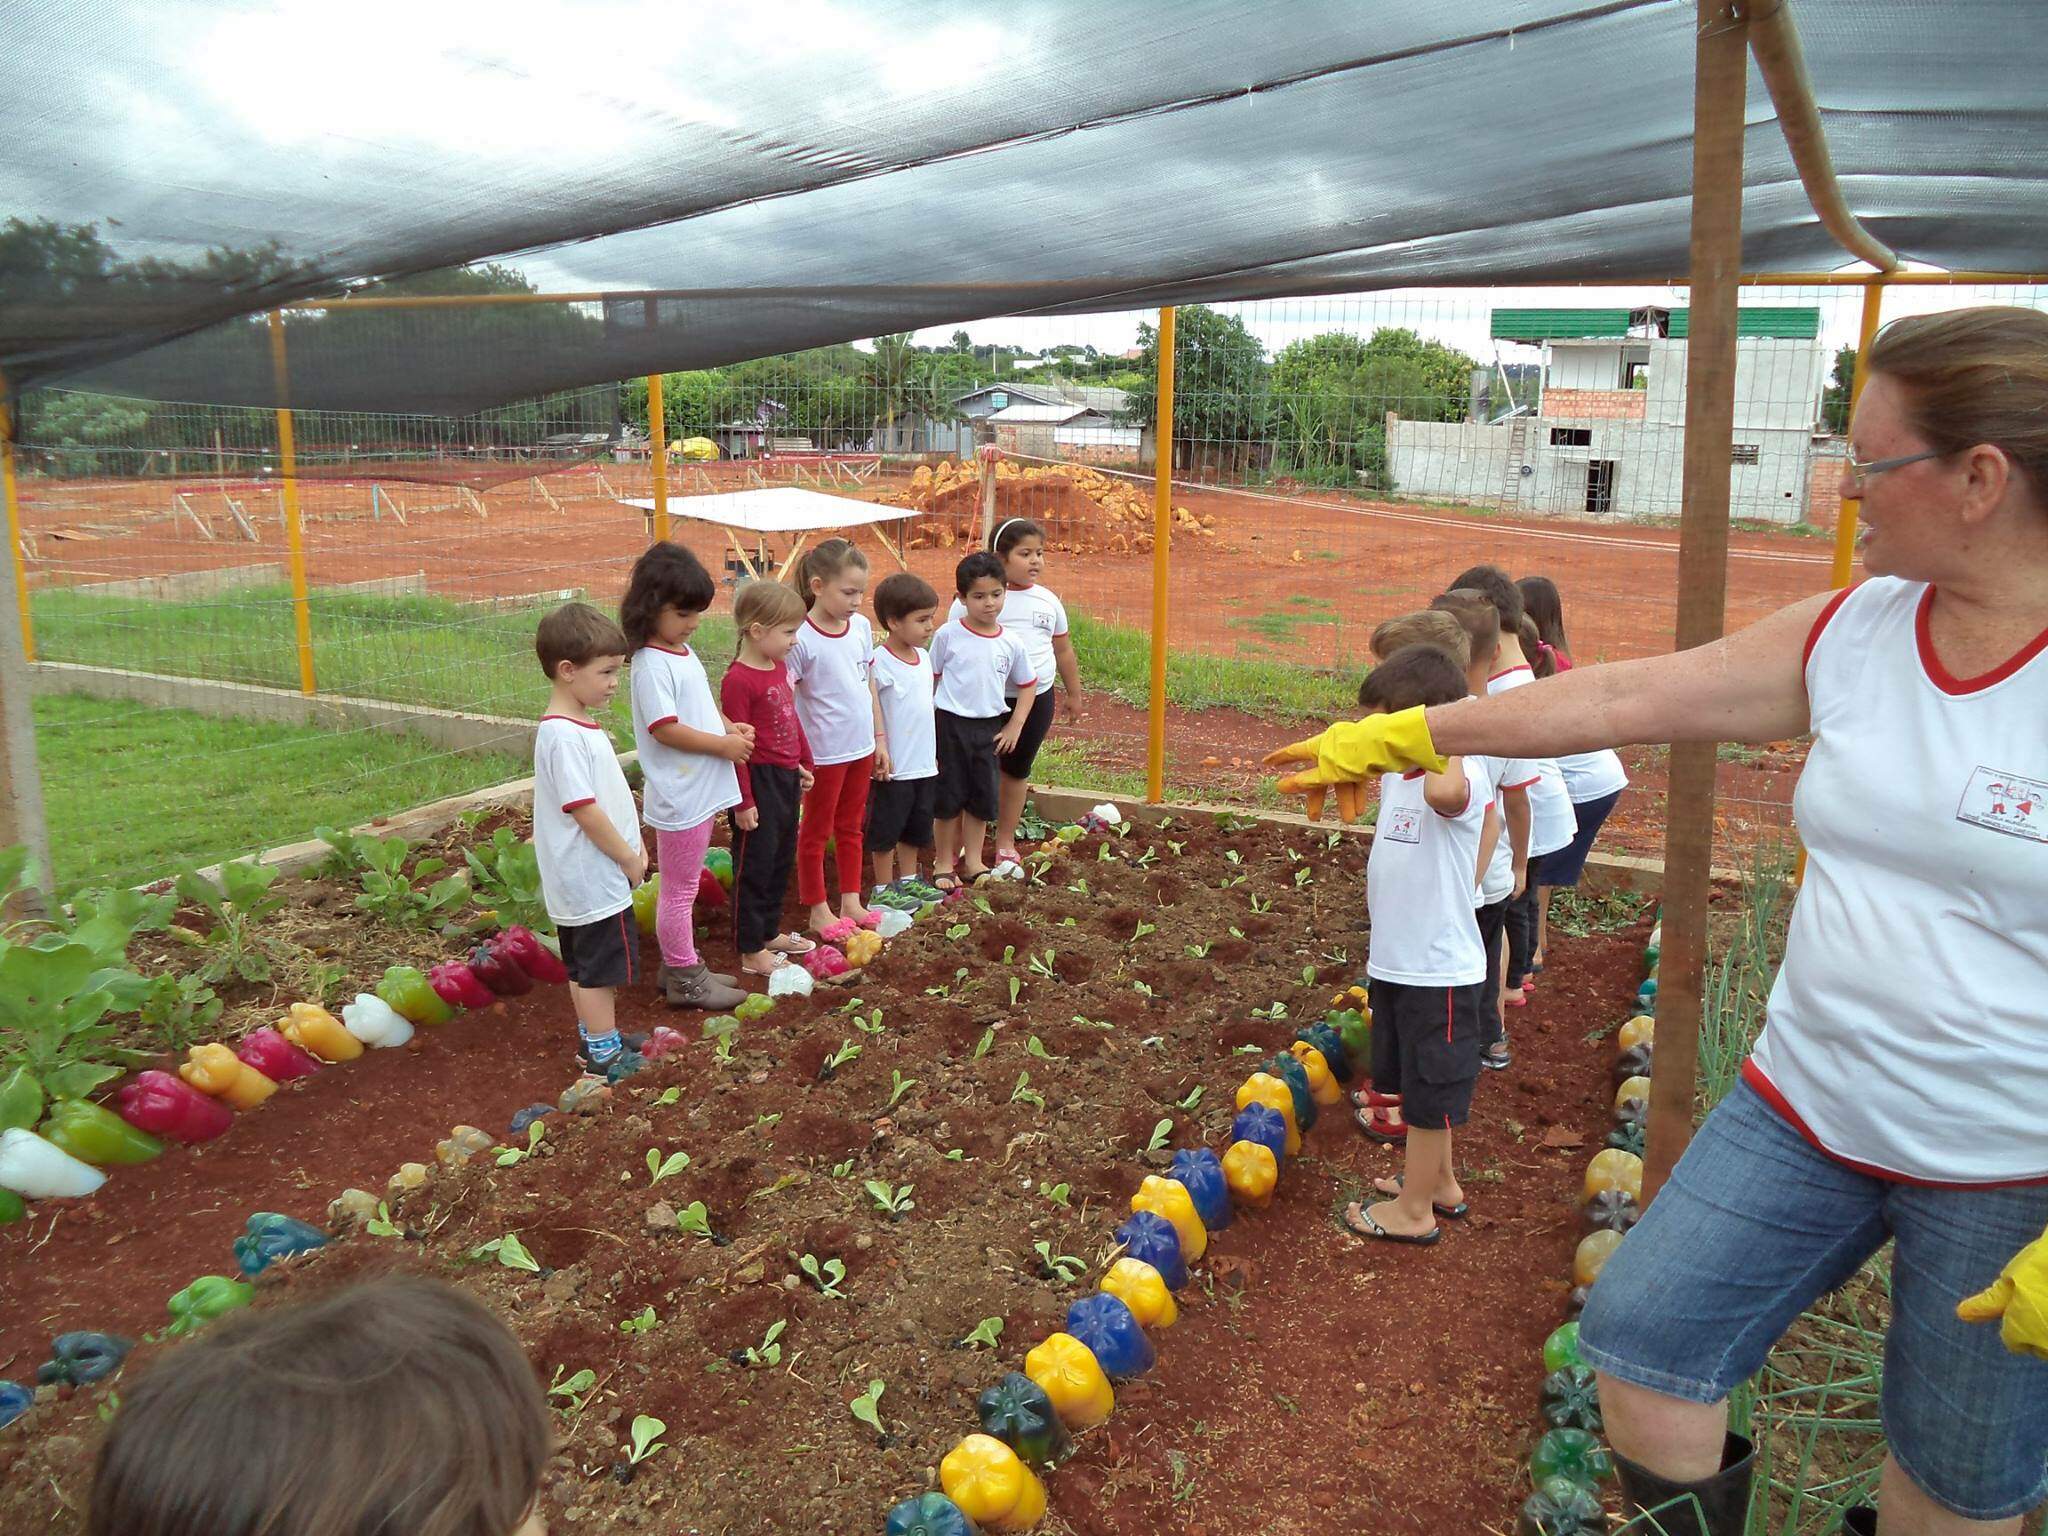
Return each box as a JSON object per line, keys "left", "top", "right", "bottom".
{"left": 997, "top": 690, "right": 1056, "bottom": 781}
{"left": 934, "top": 708, "right": 1004, "bottom": 822}
{"left": 555, "top": 907, "right": 641, "bottom": 990}
{"left": 865, "top": 774, "right": 936, "bottom": 852}
{"left": 1367, "top": 976, "right": 1486, "bottom": 1129}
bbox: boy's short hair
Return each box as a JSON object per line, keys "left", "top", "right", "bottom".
{"left": 536, "top": 600, "right": 627, "bottom": 678}
{"left": 88, "top": 1277, "right": 548, "bottom": 1536}
{"left": 1446, "top": 564, "right": 1524, "bottom": 630}
{"left": 954, "top": 550, "right": 1005, "bottom": 595}
{"left": 1429, "top": 589, "right": 1503, "bottom": 668}
{"left": 1370, "top": 610, "right": 1470, "bottom": 670}
{"left": 874, "top": 571, "right": 941, "bottom": 628}
{"left": 1358, "top": 643, "right": 1470, "bottom": 712}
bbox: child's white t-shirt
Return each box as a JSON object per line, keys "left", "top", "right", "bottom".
{"left": 1366, "top": 760, "right": 1489, "bottom": 987}
{"left": 1478, "top": 758, "right": 1544, "bottom": 906}
{"left": 947, "top": 584, "right": 1068, "bottom": 694}
{"left": 930, "top": 619, "right": 1035, "bottom": 718}
{"left": 630, "top": 644, "right": 742, "bottom": 832}
{"left": 1487, "top": 665, "right": 1579, "bottom": 857}
{"left": 787, "top": 612, "right": 876, "bottom": 765}
{"left": 532, "top": 715, "right": 641, "bottom": 927}
{"left": 870, "top": 644, "right": 938, "bottom": 780}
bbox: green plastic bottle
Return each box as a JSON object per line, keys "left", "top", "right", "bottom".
{"left": 1529, "top": 1426, "right": 1614, "bottom": 1488}
{"left": 1542, "top": 1320, "right": 1584, "bottom": 1374}
{"left": 165, "top": 1275, "right": 255, "bottom": 1336}
{"left": 40, "top": 1099, "right": 164, "bottom": 1167}
{"left": 376, "top": 965, "right": 456, "bottom": 1027}
{"left": 0, "top": 1189, "right": 24, "bottom": 1225}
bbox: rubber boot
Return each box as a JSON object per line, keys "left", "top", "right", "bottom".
{"left": 661, "top": 963, "right": 749, "bottom": 1012}
{"left": 1839, "top": 1509, "right": 1876, "bottom": 1535}
{"left": 658, "top": 961, "right": 738, "bottom": 992}
{"left": 1613, "top": 1433, "right": 1755, "bottom": 1536}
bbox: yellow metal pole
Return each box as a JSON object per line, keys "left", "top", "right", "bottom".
{"left": 1829, "top": 281, "right": 1887, "bottom": 587}
{"left": 0, "top": 401, "right": 33, "bottom": 662}
{"left": 646, "top": 373, "right": 671, "bottom": 543}
{"left": 1146, "top": 307, "right": 1176, "bottom": 804}
{"left": 267, "top": 311, "right": 317, "bottom": 696}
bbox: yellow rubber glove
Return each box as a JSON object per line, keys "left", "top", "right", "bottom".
{"left": 1957, "top": 1229, "right": 2048, "bottom": 1360}
{"left": 1263, "top": 706, "right": 1448, "bottom": 823}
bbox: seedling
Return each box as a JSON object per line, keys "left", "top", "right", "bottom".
{"left": 1215, "top": 810, "right": 1258, "bottom": 833}
{"left": 1300, "top": 964, "right": 1317, "bottom": 987}
{"left": 885, "top": 1070, "right": 917, "bottom": 1109}
{"left": 1229, "top": 925, "right": 1246, "bottom": 940}
{"left": 1167, "top": 839, "right": 1186, "bottom": 856}
{"left": 619, "top": 1305, "right": 659, "bottom": 1335}
{"left": 1010, "top": 1072, "right": 1045, "bottom": 1111}
{"left": 1007, "top": 976, "right": 1023, "bottom": 1007}
{"left": 973, "top": 1026, "right": 995, "bottom": 1059}
{"left": 946, "top": 922, "right": 970, "bottom": 940}
{"left": 1066, "top": 877, "right": 1091, "bottom": 897}
{"left": 960, "top": 1316, "right": 1005, "bottom": 1350}
{"left": 1251, "top": 1000, "right": 1289, "bottom": 1021}
{"left": 1220, "top": 874, "right": 1247, "bottom": 889}
{"left": 1134, "top": 848, "right": 1157, "bottom": 869}
{"left": 547, "top": 1366, "right": 595, "bottom": 1416}
{"left": 1145, "top": 1118, "right": 1174, "bottom": 1153}
{"left": 854, "top": 1007, "right": 887, "bottom": 1036}
{"left": 1176, "top": 1084, "right": 1205, "bottom": 1111}
{"left": 822, "top": 1040, "right": 862, "bottom": 1078}
{"left": 470, "top": 1234, "right": 541, "bottom": 1273}
{"left": 863, "top": 1180, "right": 915, "bottom": 1218}
{"left": 754, "top": 1111, "right": 782, "bottom": 1130}
{"left": 1097, "top": 843, "right": 1114, "bottom": 862}
{"left": 849, "top": 1378, "right": 888, "bottom": 1441}
{"left": 798, "top": 1254, "right": 847, "bottom": 1298}
{"left": 1040, "top": 1181, "right": 1071, "bottom": 1208}
{"left": 1001, "top": 944, "right": 1016, "bottom": 965}
{"left": 1071, "top": 1013, "right": 1113, "bottom": 1031}
{"left": 365, "top": 1201, "right": 402, "bottom": 1238}
{"left": 1027, "top": 949, "right": 1057, "bottom": 979}
{"left": 945, "top": 1148, "right": 967, "bottom": 1161}
{"left": 496, "top": 1121, "right": 545, "bottom": 1167}
{"left": 652, "top": 1086, "right": 681, "bottom": 1107}
{"left": 1325, "top": 828, "right": 1344, "bottom": 849}
{"left": 1294, "top": 866, "right": 1313, "bottom": 888}
{"left": 972, "top": 895, "right": 994, "bottom": 915}
{"left": 647, "top": 1147, "right": 691, "bottom": 1185}
{"left": 738, "top": 1319, "right": 787, "bottom": 1369}
{"left": 1131, "top": 919, "right": 1157, "bottom": 941}
{"left": 1033, "top": 1240, "right": 1086, "bottom": 1284}
{"left": 1185, "top": 940, "right": 1213, "bottom": 958}
{"left": 171, "top": 861, "right": 290, "bottom": 985}
{"left": 831, "top": 1159, "right": 855, "bottom": 1178}
{"left": 626, "top": 1413, "right": 667, "bottom": 1467}
{"left": 675, "top": 1201, "right": 722, "bottom": 1241}
{"left": 1249, "top": 893, "right": 1273, "bottom": 914}
{"left": 1132, "top": 979, "right": 1155, "bottom": 999}
{"left": 1284, "top": 846, "right": 1303, "bottom": 864}
{"left": 1224, "top": 848, "right": 1243, "bottom": 866}
{"left": 1026, "top": 1035, "right": 1055, "bottom": 1060}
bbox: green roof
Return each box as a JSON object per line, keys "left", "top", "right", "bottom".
{"left": 1491, "top": 306, "right": 1821, "bottom": 341}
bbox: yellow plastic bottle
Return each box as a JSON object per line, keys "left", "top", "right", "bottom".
{"left": 278, "top": 1002, "right": 365, "bottom": 1063}
{"left": 1130, "top": 1174, "right": 1207, "bottom": 1263}
{"left": 1617, "top": 1015, "right": 1655, "bottom": 1052}
{"left": 1234, "top": 1072, "right": 1301, "bottom": 1155}
{"left": 178, "top": 1044, "right": 278, "bottom": 1111}
{"left": 1221, "top": 1138, "right": 1278, "bottom": 1209}
{"left": 1615, "top": 1075, "right": 1652, "bottom": 1112}
{"left": 1023, "top": 1332, "right": 1114, "bottom": 1429}
{"left": 1574, "top": 1228, "right": 1624, "bottom": 1288}
{"left": 1288, "top": 1042, "right": 1344, "bottom": 1107}
{"left": 939, "top": 1434, "right": 1046, "bottom": 1532}
{"left": 1100, "top": 1257, "right": 1178, "bottom": 1330}
{"left": 1583, "top": 1149, "right": 1644, "bottom": 1203}
{"left": 843, "top": 929, "right": 884, "bottom": 968}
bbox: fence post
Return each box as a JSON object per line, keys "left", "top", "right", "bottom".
{"left": 1146, "top": 306, "right": 1177, "bottom": 804}
{"left": 1, "top": 400, "right": 33, "bottom": 662}
{"left": 267, "top": 312, "right": 318, "bottom": 696}
{"left": 0, "top": 397, "right": 50, "bottom": 913}
{"left": 978, "top": 443, "right": 1000, "bottom": 548}
{"left": 1828, "top": 281, "right": 1886, "bottom": 587}
{"left": 647, "top": 373, "right": 671, "bottom": 543}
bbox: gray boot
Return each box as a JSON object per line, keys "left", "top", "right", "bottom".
{"left": 1614, "top": 1433, "right": 1755, "bottom": 1536}
{"left": 660, "top": 963, "right": 749, "bottom": 1012}
{"left": 659, "top": 961, "right": 738, "bottom": 990}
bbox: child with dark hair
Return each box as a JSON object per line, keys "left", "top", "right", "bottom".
{"left": 532, "top": 601, "right": 646, "bottom": 1074}
{"left": 622, "top": 542, "right": 750, "bottom": 1012}
{"left": 928, "top": 551, "right": 1037, "bottom": 889}
{"left": 90, "top": 1277, "right": 550, "bottom": 1536}
{"left": 1342, "top": 643, "right": 1490, "bottom": 1248}
{"left": 867, "top": 571, "right": 943, "bottom": 906}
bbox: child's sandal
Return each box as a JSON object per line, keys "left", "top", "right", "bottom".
{"left": 764, "top": 932, "right": 816, "bottom": 956}
{"left": 816, "top": 917, "right": 859, "bottom": 946}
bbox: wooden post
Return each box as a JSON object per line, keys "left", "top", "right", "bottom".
{"left": 1146, "top": 306, "right": 1177, "bottom": 804}
{"left": 267, "top": 311, "right": 318, "bottom": 696}
{"left": 1644, "top": 0, "right": 1748, "bottom": 1205}
{"left": 978, "top": 444, "right": 999, "bottom": 549}
{"left": 2, "top": 403, "right": 36, "bottom": 663}
{"left": 646, "top": 373, "right": 671, "bottom": 543}
{"left": 0, "top": 401, "right": 50, "bottom": 912}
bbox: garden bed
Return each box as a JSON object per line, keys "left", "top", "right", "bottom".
{"left": 0, "top": 808, "right": 1642, "bottom": 1533}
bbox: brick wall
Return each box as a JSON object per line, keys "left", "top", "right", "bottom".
{"left": 1807, "top": 440, "right": 1846, "bottom": 528}
{"left": 1543, "top": 388, "right": 1647, "bottom": 421}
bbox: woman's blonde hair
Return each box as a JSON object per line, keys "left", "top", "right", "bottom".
{"left": 733, "top": 579, "right": 806, "bottom": 651}
{"left": 1867, "top": 306, "right": 2048, "bottom": 500}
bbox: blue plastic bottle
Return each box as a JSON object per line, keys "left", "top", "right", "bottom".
{"left": 1167, "top": 1147, "right": 1231, "bottom": 1232}
{"left": 1230, "top": 1103, "right": 1289, "bottom": 1165}
{"left": 233, "top": 1212, "right": 329, "bottom": 1278}
{"left": 1113, "top": 1210, "right": 1187, "bottom": 1289}
{"left": 1065, "top": 1292, "right": 1154, "bottom": 1378}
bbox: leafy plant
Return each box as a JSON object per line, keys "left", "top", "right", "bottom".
{"left": 1249, "top": 892, "right": 1273, "bottom": 914}
{"left": 675, "top": 1201, "right": 719, "bottom": 1240}
{"left": 1026, "top": 1035, "right": 1055, "bottom": 1060}
{"left": 1027, "top": 949, "right": 1057, "bottom": 979}
{"left": 849, "top": 1378, "right": 887, "bottom": 1437}
{"left": 1145, "top": 1117, "right": 1174, "bottom": 1153}
{"left": 646, "top": 1147, "right": 691, "bottom": 1185}
{"left": 1131, "top": 979, "right": 1155, "bottom": 999}
{"left": 1131, "top": 920, "right": 1157, "bottom": 942}
{"left": 885, "top": 1070, "right": 917, "bottom": 1109}
{"left": 1176, "top": 1084, "right": 1205, "bottom": 1111}
{"left": 461, "top": 828, "right": 552, "bottom": 933}
{"left": 495, "top": 1121, "right": 545, "bottom": 1167}
{"left": 862, "top": 1180, "right": 914, "bottom": 1217}
{"left": 1033, "top": 1241, "right": 1085, "bottom": 1284}
{"left": 171, "top": 862, "right": 289, "bottom": 984}
{"left": 130, "top": 971, "right": 221, "bottom": 1054}
{"left": 0, "top": 940, "right": 149, "bottom": 1102}
{"left": 1007, "top": 976, "right": 1023, "bottom": 1007}
{"left": 830, "top": 1158, "right": 855, "bottom": 1178}
{"left": 739, "top": 1319, "right": 787, "bottom": 1369}
{"left": 1294, "top": 866, "right": 1314, "bottom": 888}
{"left": 1066, "top": 877, "right": 1091, "bottom": 897}
{"left": 798, "top": 1253, "right": 847, "bottom": 1297}
{"left": 627, "top": 1414, "right": 667, "bottom": 1464}
{"left": 1040, "top": 1181, "right": 1071, "bottom": 1208}
{"left": 365, "top": 1201, "right": 402, "bottom": 1238}
{"left": 1300, "top": 964, "right": 1317, "bottom": 986}
{"left": 619, "top": 1305, "right": 659, "bottom": 1335}
{"left": 1251, "top": 1000, "right": 1289, "bottom": 1021}
{"left": 1010, "top": 1072, "right": 1045, "bottom": 1110}
{"left": 652, "top": 1086, "right": 681, "bottom": 1108}
{"left": 960, "top": 1317, "right": 1004, "bottom": 1350}
{"left": 1223, "top": 848, "right": 1243, "bottom": 866}
{"left": 822, "top": 1039, "right": 861, "bottom": 1077}
{"left": 973, "top": 1026, "right": 995, "bottom": 1059}
{"left": 470, "top": 1234, "right": 541, "bottom": 1273}
{"left": 854, "top": 1007, "right": 887, "bottom": 1036}
{"left": 1185, "top": 940, "right": 1213, "bottom": 958}
{"left": 945, "top": 922, "right": 970, "bottom": 940}
{"left": 547, "top": 1365, "right": 596, "bottom": 1415}
{"left": 345, "top": 835, "right": 468, "bottom": 930}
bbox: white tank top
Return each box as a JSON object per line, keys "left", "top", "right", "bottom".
{"left": 1747, "top": 577, "right": 2048, "bottom": 1185}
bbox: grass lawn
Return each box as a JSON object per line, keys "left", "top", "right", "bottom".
{"left": 33, "top": 693, "right": 526, "bottom": 893}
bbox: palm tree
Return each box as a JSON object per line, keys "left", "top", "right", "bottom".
{"left": 864, "top": 335, "right": 961, "bottom": 452}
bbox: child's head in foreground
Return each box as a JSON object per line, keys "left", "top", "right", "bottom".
{"left": 873, "top": 570, "right": 940, "bottom": 646}
{"left": 535, "top": 601, "right": 628, "bottom": 710}
{"left": 1370, "top": 609, "right": 1470, "bottom": 671}
{"left": 1357, "top": 642, "right": 1469, "bottom": 715}
{"left": 90, "top": 1276, "right": 549, "bottom": 1536}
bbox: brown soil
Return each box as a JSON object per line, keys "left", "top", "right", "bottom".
{"left": 0, "top": 811, "right": 1646, "bottom": 1534}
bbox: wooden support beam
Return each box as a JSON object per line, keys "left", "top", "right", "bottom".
{"left": 1645, "top": 0, "right": 1748, "bottom": 1205}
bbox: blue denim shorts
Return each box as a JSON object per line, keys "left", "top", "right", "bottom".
{"left": 1579, "top": 1077, "right": 2048, "bottom": 1520}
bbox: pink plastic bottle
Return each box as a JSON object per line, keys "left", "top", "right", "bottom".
{"left": 237, "top": 1028, "right": 323, "bottom": 1083}
{"left": 428, "top": 961, "right": 496, "bottom": 1011}
{"left": 115, "top": 1070, "right": 234, "bottom": 1145}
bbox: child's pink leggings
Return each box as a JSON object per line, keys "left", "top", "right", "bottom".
{"left": 655, "top": 819, "right": 714, "bottom": 968}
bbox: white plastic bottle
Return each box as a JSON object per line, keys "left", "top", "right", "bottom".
{"left": 0, "top": 1127, "right": 108, "bottom": 1199}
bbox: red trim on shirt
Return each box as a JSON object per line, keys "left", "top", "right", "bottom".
{"left": 1430, "top": 784, "right": 1472, "bottom": 819}
{"left": 1742, "top": 1060, "right": 2048, "bottom": 1189}
{"left": 1915, "top": 584, "right": 2048, "bottom": 695}
{"left": 804, "top": 616, "right": 851, "bottom": 638}
{"left": 1487, "top": 664, "right": 1532, "bottom": 682}
{"left": 876, "top": 644, "right": 925, "bottom": 668}
{"left": 647, "top": 642, "right": 692, "bottom": 658}
{"left": 541, "top": 714, "right": 603, "bottom": 729}
{"left": 1802, "top": 584, "right": 1857, "bottom": 670}
{"left": 1503, "top": 775, "right": 1541, "bottom": 792}
{"left": 1006, "top": 582, "right": 1034, "bottom": 592}
{"left": 962, "top": 623, "right": 1005, "bottom": 639}
{"left": 644, "top": 714, "right": 679, "bottom": 731}
{"left": 560, "top": 796, "right": 596, "bottom": 812}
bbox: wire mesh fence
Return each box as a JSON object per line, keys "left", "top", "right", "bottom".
{"left": 12, "top": 283, "right": 2044, "bottom": 892}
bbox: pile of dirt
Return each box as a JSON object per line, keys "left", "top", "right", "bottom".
{"left": 888, "top": 459, "right": 1217, "bottom": 554}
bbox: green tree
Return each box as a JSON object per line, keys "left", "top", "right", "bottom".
{"left": 1820, "top": 344, "right": 1858, "bottom": 434}
{"left": 950, "top": 330, "right": 973, "bottom": 353}
{"left": 1119, "top": 305, "right": 1269, "bottom": 470}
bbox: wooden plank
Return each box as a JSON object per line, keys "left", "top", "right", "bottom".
{"left": 224, "top": 494, "right": 258, "bottom": 543}
{"left": 1645, "top": 0, "right": 1747, "bottom": 1206}
{"left": 533, "top": 475, "right": 561, "bottom": 512}
{"left": 173, "top": 493, "right": 216, "bottom": 540}
{"left": 461, "top": 486, "right": 488, "bottom": 519}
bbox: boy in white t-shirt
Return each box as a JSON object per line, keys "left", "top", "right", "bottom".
{"left": 529, "top": 603, "right": 648, "bottom": 1078}
{"left": 928, "top": 552, "right": 1037, "bottom": 889}
{"left": 1343, "top": 644, "right": 1489, "bottom": 1248}
{"left": 866, "top": 571, "right": 943, "bottom": 908}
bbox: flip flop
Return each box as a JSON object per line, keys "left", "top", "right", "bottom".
{"left": 931, "top": 872, "right": 964, "bottom": 893}
{"left": 764, "top": 931, "right": 817, "bottom": 956}
{"left": 1348, "top": 1087, "right": 1402, "bottom": 1112}
{"left": 1343, "top": 1202, "right": 1441, "bottom": 1246}
{"left": 740, "top": 954, "right": 789, "bottom": 977}
{"left": 1482, "top": 1040, "right": 1513, "bottom": 1072}
{"left": 1353, "top": 1104, "right": 1407, "bottom": 1144}
{"left": 816, "top": 917, "right": 859, "bottom": 946}
{"left": 1373, "top": 1174, "right": 1469, "bottom": 1220}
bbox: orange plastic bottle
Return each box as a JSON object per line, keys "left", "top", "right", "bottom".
{"left": 1288, "top": 1042, "right": 1344, "bottom": 1107}
{"left": 939, "top": 1434, "right": 1046, "bottom": 1532}
{"left": 1100, "top": 1257, "right": 1178, "bottom": 1330}
{"left": 178, "top": 1044, "right": 278, "bottom": 1110}
{"left": 278, "top": 1002, "right": 364, "bottom": 1063}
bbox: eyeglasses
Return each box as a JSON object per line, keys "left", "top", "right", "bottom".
{"left": 1844, "top": 448, "right": 1944, "bottom": 491}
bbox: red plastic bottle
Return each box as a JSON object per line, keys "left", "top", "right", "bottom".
{"left": 428, "top": 961, "right": 496, "bottom": 1010}
{"left": 115, "top": 1070, "right": 234, "bottom": 1145}
{"left": 236, "top": 1028, "right": 323, "bottom": 1083}
{"left": 467, "top": 944, "right": 533, "bottom": 997}
{"left": 493, "top": 926, "right": 568, "bottom": 986}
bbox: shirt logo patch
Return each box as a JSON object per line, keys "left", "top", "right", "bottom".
{"left": 1956, "top": 766, "right": 2047, "bottom": 843}
{"left": 1381, "top": 808, "right": 1423, "bottom": 845}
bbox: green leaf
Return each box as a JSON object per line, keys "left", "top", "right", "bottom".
{"left": 495, "top": 1234, "right": 541, "bottom": 1273}
{"left": 628, "top": 1414, "right": 667, "bottom": 1464}
{"left": 849, "top": 1379, "right": 887, "bottom": 1434}
{"left": 960, "top": 1316, "right": 1004, "bottom": 1350}
{"left": 647, "top": 1148, "right": 691, "bottom": 1185}
{"left": 1145, "top": 1117, "right": 1174, "bottom": 1152}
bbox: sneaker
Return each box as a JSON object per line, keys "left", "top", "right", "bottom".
{"left": 661, "top": 962, "right": 750, "bottom": 1012}
{"left": 895, "top": 877, "right": 944, "bottom": 904}
{"left": 868, "top": 884, "right": 924, "bottom": 913}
